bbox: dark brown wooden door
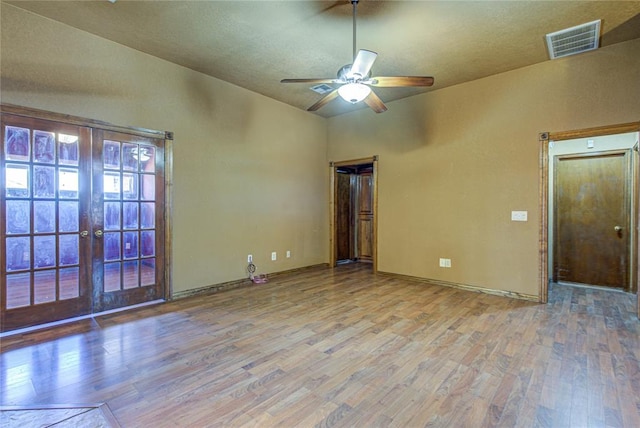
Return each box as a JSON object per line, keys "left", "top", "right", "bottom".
{"left": 336, "top": 172, "right": 353, "bottom": 262}
{"left": 92, "top": 129, "right": 165, "bottom": 312}
{"left": 356, "top": 172, "right": 374, "bottom": 262}
{"left": 1, "top": 114, "right": 92, "bottom": 331}
{"left": 554, "top": 151, "right": 631, "bottom": 289}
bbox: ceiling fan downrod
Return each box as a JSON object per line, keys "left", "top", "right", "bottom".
{"left": 351, "top": 0, "right": 358, "bottom": 62}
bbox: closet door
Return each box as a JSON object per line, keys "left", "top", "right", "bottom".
{"left": 91, "top": 129, "right": 165, "bottom": 312}
{"left": 1, "top": 114, "right": 92, "bottom": 331}
{"left": 356, "top": 172, "right": 374, "bottom": 262}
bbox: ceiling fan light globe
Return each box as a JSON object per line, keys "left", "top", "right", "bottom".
{"left": 338, "top": 83, "right": 371, "bottom": 104}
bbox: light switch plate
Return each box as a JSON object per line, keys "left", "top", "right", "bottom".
{"left": 511, "top": 211, "right": 528, "bottom": 222}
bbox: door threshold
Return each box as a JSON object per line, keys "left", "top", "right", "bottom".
{"left": 555, "top": 281, "right": 630, "bottom": 294}
{"left": 0, "top": 300, "right": 165, "bottom": 338}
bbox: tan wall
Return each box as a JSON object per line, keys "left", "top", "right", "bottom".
{"left": 328, "top": 38, "right": 640, "bottom": 298}
{"left": 3, "top": 3, "right": 640, "bottom": 300}
{"left": 1, "top": 4, "right": 330, "bottom": 293}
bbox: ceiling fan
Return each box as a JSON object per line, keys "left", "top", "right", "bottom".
{"left": 281, "top": 0, "right": 434, "bottom": 113}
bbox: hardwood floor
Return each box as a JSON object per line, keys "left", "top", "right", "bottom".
{"left": 2, "top": 264, "right": 639, "bottom": 427}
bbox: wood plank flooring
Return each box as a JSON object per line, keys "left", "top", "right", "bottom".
{"left": 1, "top": 264, "right": 639, "bottom": 427}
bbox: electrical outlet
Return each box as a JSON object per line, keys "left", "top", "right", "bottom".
{"left": 286, "top": 250, "right": 291, "bottom": 258}
{"left": 439, "top": 258, "right": 452, "bottom": 268}
{"left": 247, "top": 254, "right": 252, "bottom": 263}
{"left": 271, "top": 251, "right": 277, "bottom": 261}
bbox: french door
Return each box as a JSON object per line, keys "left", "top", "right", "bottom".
{"left": 91, "top": 129, "right": 165, "bottom": 312}
{"left": 1, "top": 113, "right": 166, "bottom": 332}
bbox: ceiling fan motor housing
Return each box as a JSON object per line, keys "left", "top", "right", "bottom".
{"left": 338, "top": 64, "right": 369, "bottom": 82}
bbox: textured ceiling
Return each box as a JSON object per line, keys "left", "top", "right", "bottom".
{"left": 6, "top": 0, "right": 640, "bottom": 117}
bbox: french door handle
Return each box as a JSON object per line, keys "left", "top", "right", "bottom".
{"left": 614, "top": 225, "right": 622, "bottom": 232}
{"left": 94, "top": 230, "right": 104, "bottom": 238}
{"left": 80, "top": 230, "right": 89, "bottom": 238}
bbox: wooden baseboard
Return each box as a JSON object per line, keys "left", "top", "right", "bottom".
{"left": 171, "top": 263, "right": 330, "bottom": 300}
{"left": 377, "top": 271, "right": 539, "bottom": 302}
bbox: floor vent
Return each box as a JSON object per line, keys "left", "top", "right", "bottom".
{"left": 546, "top": 19, "right": 601, "bottom": 59}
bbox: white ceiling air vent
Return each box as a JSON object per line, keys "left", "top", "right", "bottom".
{"left": 546, "top": 19, "right": 601, "bottom": 59}
{"left": 310, "top": 84, "right": 334, "bottom": 95}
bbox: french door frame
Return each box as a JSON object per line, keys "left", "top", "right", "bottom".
{"left": 538, "top": 121, "right": 640, "bottom": 315}
{"left": 1, "top": 103, "right": 173, "bottom": 331}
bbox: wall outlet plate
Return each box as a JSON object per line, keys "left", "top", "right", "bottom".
{"left": 286, "top": 250, "right": 291, "bottom": 258}
{"left": 247, "top": 254, "right": 252, "bottom": 263}
{"left": 271, "top": 252, "right": 277, "bottom": 261}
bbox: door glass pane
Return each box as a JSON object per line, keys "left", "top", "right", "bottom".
{"left": 6, "top": 200, "right": 30, "bottom": 234}
{"left": 123, "top": 260, "right": 139, "bottom": 289}
{"left": 123, "top": 173, "right": 138, "bottom": 200}
{"left": 6, "top": 237, "right": 30, "bottom": 271}
{"left": 141, "top": 258, "right": 156, "bottom": 286}
{"left": 104, "top": 202, "right": 121, "bottom": 230}
{"left": 6, "top": 273, "right": 31, "bottom": 309}
{"left": 103, "top": 140, "right": 120, "bottom": 169}
{"left": 123, "top": 202, "right": 138, "bottom": 229}
{"left": 140, "top": 174, "right": 155, "bottom": 201}
{"left": 34, "top": 235, "right": 56, "bottom": 269}
{"left": 34, "top": 165, "right": 55, "bottom": 198}
{"left": 58, "top": 201, "right": 79, "bottom": 232}
{"left": 122, "top": 143, "right": 138, "bottom": 171}
{"left": 4, "top": 126, "right": 30, "bottom": 161}
{"left": 123, "top": 231, "right": 138, "bottom": 259}
{"left": 33, "top": 131, "right": 55, "bottom": 164}
{"left": 104, "top": 263, "right": 121, "bottom": 292}
{"left": 59, "top": 234, "right": 79, "bottom": 266}
{"left": 58, "top": 168, "right": 78, "bottom": 199}
{"left": 5, "top": 164, "right": 30, "bottom": 198}
{"left": 34, "top": 270, "right": 56, "bottom": 304}
{"left": 139, "top": 145, "right": 155, "bottom": 173}
{"left": 34, "top": 201, "right": 56, "bottom": 233}
{"left": 141, "top": 202, "right": 155, "bottom": 228}
{"left": 104, "top": 232, "right": 121, "bottom": 261}
{"left": 141, "top": 231, "right": 155, "bottom": 257}
{"left": 104, "top": 172, "right": 120, "bottom": 199}
{"left": 58, "top": 134, "right": 79, "bottom": 166}
{"left": 59, "top": 267, "right": 79, "bottom": 299}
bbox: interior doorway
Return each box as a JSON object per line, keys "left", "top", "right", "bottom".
{"left": 538, "top": 122, "right": 640, "bottom": 316}
{"left": 330, "top": 156, "right": 377, "bottom": 270}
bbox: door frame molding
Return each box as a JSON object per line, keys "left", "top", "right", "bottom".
{"left": 330, "top": 156, "right": 378, "bottom": 271}
{"left": 1, "top": 103, "right": 174, "bottom": 302}
{"left": 538, "top": 121, "right": 640, "bottom": 308}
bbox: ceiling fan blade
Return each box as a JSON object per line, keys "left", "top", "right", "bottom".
{"left": 363, "top": 90, "right": 387, "bottom": 114}
{"left": 281, "top": 78, "right": 336, "bottom": 84}
{"left": 369, "top": 76, "right": 435, "bottom": 87}
{"left": 350, "top": 49, "right": 377, "bottom": 79}
{"left": 307, "top": 89, "right": 339, "bottom": 112}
